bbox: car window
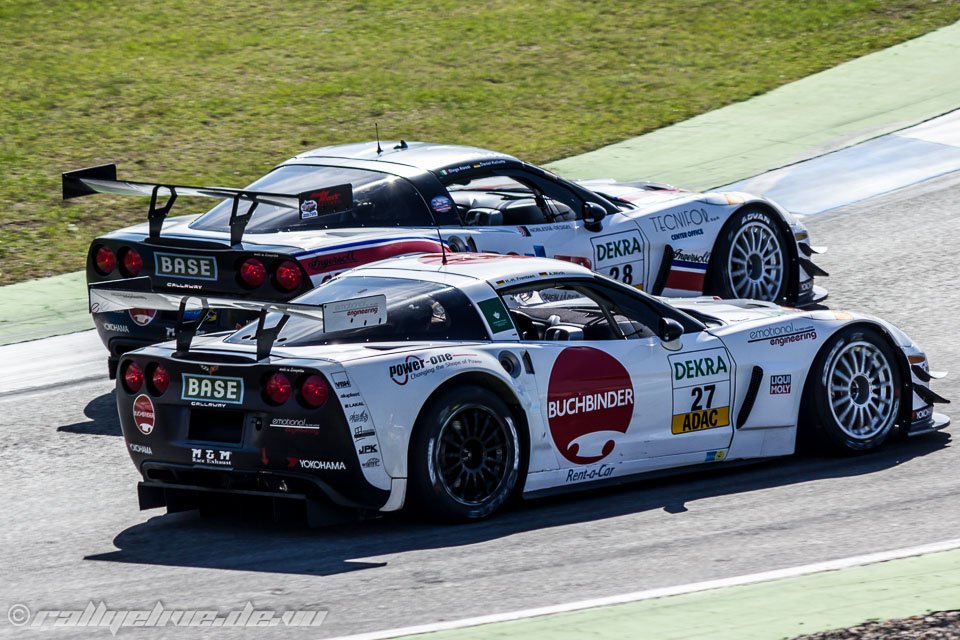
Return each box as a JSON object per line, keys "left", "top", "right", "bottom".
{"left": 500, "top": 281, "right": 657, "bottom": 341}
{"left": 190, "top": 165, "right": 434, "bottom": 232}
{"left": 442, "top": 172, "right": 578, "bottom": 225}
{"left": 225, "top": 276, "right": 489, "bottom": 346}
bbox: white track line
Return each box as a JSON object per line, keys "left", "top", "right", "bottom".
{"left": 331, "top": 538, "right": 960, "bottom": 640}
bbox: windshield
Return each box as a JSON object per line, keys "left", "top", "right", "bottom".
{"left": 190, "top": 165, "right": 434, "bottom": 233}
{"left": 226, "top": 275, "right": 489, "bottom": 346}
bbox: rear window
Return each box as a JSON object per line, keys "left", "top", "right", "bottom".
{"left": 190, "top": 165, "right": 433, "bottom": 233}
{"left": 226, "top": 275, "right": 489, "bottom": 346}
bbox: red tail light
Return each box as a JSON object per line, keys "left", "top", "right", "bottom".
{"left": 120, "top": 247, "right": 143, "bottom": 277}
{"left": 275, "top": 260, "right": 303, "bottom": 291}
{"left": 300, "top": 375, "right": 328, "bottom": 408}
{"left": 240, "top": 258, "right": 267, "bottom": 287}
{"left": 150, "top": 364, "right": 169, "bottom": 395}
{"left": 94, "top": 246, "right": 116, "bottom": 275}
{"left": 264, "top": 372, "right": 292, "bottom": 404}
{"left": 122, "top": 361, "right": 144, "bottom": 393}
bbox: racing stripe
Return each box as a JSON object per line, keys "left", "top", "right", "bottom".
{"left": 297, "top": 239, "right": 444, "bottom": 276}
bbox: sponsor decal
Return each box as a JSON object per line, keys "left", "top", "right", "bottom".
{"left": 300, "top": 239, "right": 443, "bottom": 276}
{"left": 164, "top": 282, "right": 205, "bottom": 290}
{"left": 800, "top": 278, "right": 814, "bottom": 294}
{"left": 669, "top": 348, "right": 732, "bottom": 435}
{"left": 664, "top": 248, "right": 711, "bottom": 292}
{"left": 354, "top": 425, "right": 376, "bottom": 439}
{"left": 478, "top": 298, "right": 514, "bottom": 334}
{"left": 649, "top": 207, "right": 719, "bottom": 234}
{"left": 298, "top": 183, "right": 353, "bottom": 220}
{"left": 704, "top": 449, "right": 727, "bottom": 462}
{"left": 192, "top": 448, "right": 232, "bottom": 466}
{"left": 565, "top": 463, "right": 615, "bottom": 483}
{"left": 288, "top": 458, "right": 347, "bottom": 471}
{"left": 547, "top": 347, "right": 634, "bottom": 465}
{"left": 669, "top": 227, "right": 704, "bottom": 242}
{"left": 418, "top": 252, "right": 522, "bottom": 265}
{"left": 299, "top": 198, "right": 318, "bottom": 219}
{"left": 154, "top": 252, "right": 218, "bottom": 281}
{"left": 129, "top": 443, "right": 152, "bottom": 455}
{"left": 912, "top": 406, "right": 933, "bottom": 422}
{"left": 430, "top": 195, "right": 454, "bottom": 213}
{"left": 525, "top": 223, "right": 574, "bottom": 233}
{"left": 348, "top": 410, "right": 369, "bottom": 424}
{"left": 748, "top": 323, "right": 818, "bottom": 347}
{"left": 590, "top": 230, "right": 646, "bottom": 269}
{"left": 362, "top": 458, "right": 381, "bottom": 468}
{"left": 129, "top": 308, "right": 157, "bottom": 326}
{"left": 769, "top": 374, "right": 792, "bottom": 395}
{"left": 358, "top": 444, "right": 378, "bottom": 455}
{"left": 103, "top": 322, "right": 130, "bottom": 333}
{"left": 517, "top": 226, "right": 531, "bottom": 237}
{"left": 388, "top": 351, "right": 480, "bottom": 385}
{"left": 181, "top": 373, "right": 244, "bottom": 404}
{"left": 132, "top": 394, "right": 155, "bottom": 435}
{"left": 331, "top": 372, "right": 351, "bottom": 389}
{"left": 268, "top": 418, "right": 320, "bottom": 430}
{"left": 322, "top": 294, "right": 387, "bottom": 332}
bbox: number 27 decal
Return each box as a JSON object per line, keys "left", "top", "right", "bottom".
{"left": 690, "top": 384, "right": 715, "bottom": 411}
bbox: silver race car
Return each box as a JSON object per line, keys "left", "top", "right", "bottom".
{"left": 64, "top": 141, "right": 826, "bottom": 374}
{"left": 92, "top": 253, "right": 944, "bottom": 523}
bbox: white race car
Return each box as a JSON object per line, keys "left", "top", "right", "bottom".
{"left": 65, "top": 141, "right": 826, "bottom": 375}
{"left": 92, "top": 253, "right": 946, "bottom": 523}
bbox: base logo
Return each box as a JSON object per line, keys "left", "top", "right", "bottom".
{"left": 547, "top": 347, "right": 634, "bottom": 465}
{"left": 132, "top": 394, "right": 155, "bottom": 435}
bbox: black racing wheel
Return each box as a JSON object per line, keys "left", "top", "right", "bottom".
{"left": 407, "top": 385, "right": 520, "bottom": 522}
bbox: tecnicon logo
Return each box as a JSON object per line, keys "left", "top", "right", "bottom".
{"left": 547, "top": 347, "right": 634, "bottom": 465}
{"left": 132, "top": 394, "right": 155, "bottom": 435}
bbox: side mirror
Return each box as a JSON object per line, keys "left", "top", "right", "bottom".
{"left": 582, "top": 202, "right": 607, "bottom": 232}
{"left": 658, "top": 317, "right": 684, "bottom": 345}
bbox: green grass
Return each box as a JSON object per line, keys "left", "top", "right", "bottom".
{"left": 1, "top": 0, "right": 959, "bottom": 284}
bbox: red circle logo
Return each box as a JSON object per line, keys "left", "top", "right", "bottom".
{"left": 547, "top": 347, "right": 634, "bottom": 464}
{"left": 132, "top": 394, "right": 156, "bottom": 435}
{"left": 129, "top": 308, "right": 157, "bottom": 327}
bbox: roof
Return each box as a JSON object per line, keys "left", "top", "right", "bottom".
{"left": 350, "top": 252, "right": 593, "bottom": 287}
{"left": 290, "top": 140, "right": 517, "bottom": 174}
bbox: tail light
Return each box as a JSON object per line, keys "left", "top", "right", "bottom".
{"left": 120, "top": 247, "right": 143, "bottom": 277}
{"left": 240, "top": 258, "right": 267, "bottom": 287}
{"left": 264, "top": 372, "right": 292, "bottom": 404}
{"left": 300, "top": 375, "right": 328, "bottom": 408}
{"left": 149, "top": 364, "right": 169, "bottom": 395}
{"left": 275, "top": 260, "right": 303, "bottom": 291}
{"left": 94, "top": 246, "right": 116, "bottom": 275}
{"left": 122, "top": 361, "right": 144, "bottom": 393}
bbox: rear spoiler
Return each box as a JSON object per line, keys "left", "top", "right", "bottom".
{"left": 63, "top": 164, "right": 302, "bottom": 246}
{"left": 90, "top": 278, "right": 385, "bottom": 360}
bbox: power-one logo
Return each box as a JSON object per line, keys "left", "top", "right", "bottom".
{"left": 547, "top": 347, "right": 634, "bottom": 465}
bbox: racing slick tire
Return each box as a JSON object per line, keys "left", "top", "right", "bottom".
{"left": 408, "top": 385, "right": 521, "bottom": 522}
{"left": 802, "top": 326, "right": 902, "bottom": 454}
{"left": 709, "top": 208, "right": 789, "bottom": 302}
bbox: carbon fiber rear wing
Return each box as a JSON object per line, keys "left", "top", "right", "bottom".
{"left": 63, "top": 164, "right": 300, "bottom": 246}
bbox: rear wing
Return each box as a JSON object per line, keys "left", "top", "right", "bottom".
{"left": 63, "top": 164, "right": 303, "bottom": 246}
{"left": 90, "top": 278, "right": 385, "bottom": 360}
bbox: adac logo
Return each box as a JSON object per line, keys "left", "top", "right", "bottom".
{"left": 547, "top": 347, "right": 634, "bottom": 465}
{"left": 132, "top": 394, "right": 155, "bottom": 435}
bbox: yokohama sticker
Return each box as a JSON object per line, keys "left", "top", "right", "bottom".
{"left": 547, "top": 347, "right": 634, "bottom": 464}
{"left": 132, "top": 394, "right": 155, "bottom": 435}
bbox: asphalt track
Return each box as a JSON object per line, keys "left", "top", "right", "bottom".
{"left": 1, "top": 170, "right": 958, "bottom": 638}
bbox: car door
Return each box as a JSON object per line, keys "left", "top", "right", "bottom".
{"left": 501, "top": 278, "right": 735, "bottom": 490}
